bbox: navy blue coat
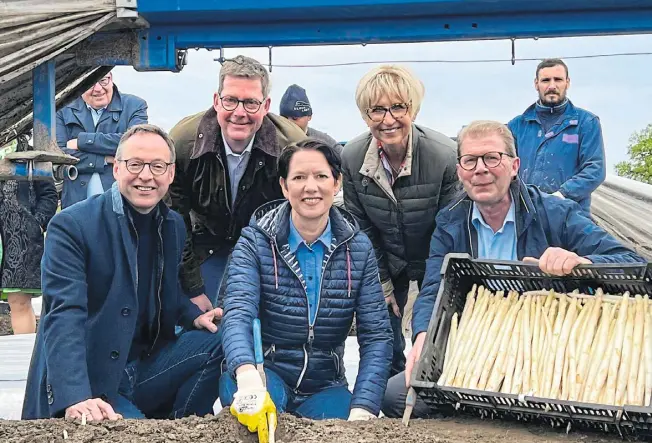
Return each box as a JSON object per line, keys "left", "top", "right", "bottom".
{"left": 22, "top": 184, "right": 203, "bottom": 419}
{"left": 222, "top": 201, "right": 393, "bottom": 415}
{"left": 507, "top": 101, "right": 606, "bottom": 212}
{"left": 412, "top": 180, "right": 645, "bottom": 338}
{"left": 56, "top": 86, "right": 148, "bottom": 208}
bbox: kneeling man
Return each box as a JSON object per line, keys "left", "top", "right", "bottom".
{"left": 382, "top": 120, "right": 645, "bottom": 418}
{"left": 23, "top": 124, "right": 223, "bottom": 421}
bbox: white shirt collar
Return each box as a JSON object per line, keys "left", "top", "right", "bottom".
{"left": 222, "top": 133, "right": 254, "bottom": 157}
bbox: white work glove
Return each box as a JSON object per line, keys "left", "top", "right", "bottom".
{"left": 230, "top": 369, "right": 277, "bottom": 443}
{"left": 348, "top": 407, "right": 376, "bottom": 421}
{"left": 552, "top": 191, "right": 565, "bottom": 199}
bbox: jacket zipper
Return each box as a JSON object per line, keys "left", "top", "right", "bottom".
{"left": 270, "top": 234, "right": 354, "bottom": 391}
{"left": 147, "top": 227, "right": 164, "bottom": 355}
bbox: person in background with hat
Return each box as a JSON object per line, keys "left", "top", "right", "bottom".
{"left": 279, "top": 84, "right": 341, "bottom": 154}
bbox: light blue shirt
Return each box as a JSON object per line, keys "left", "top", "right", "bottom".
{"left": 86, "top": 105, "right": 106, "bottom": 198}
{"left": 288, "top": 216, "right": 332, "bottom": 324}
{"left": 223, "top": 134, "right": 254, "bottom": 207}
{"left": 471, "top": 199, "right": 517, "bottom": 261}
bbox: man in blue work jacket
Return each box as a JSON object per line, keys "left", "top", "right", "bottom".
{"left": 56, "top": 71, "right": 148, "bottom": 208}
{"left": 382, "top": 120, "right": 644, "bottom": 419}
{"left": 507, "top": 59, "right": 606, "bottom": 214}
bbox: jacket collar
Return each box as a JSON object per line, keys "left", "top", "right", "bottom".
{"left": 252, "top": 199, "right": 358, "bottom": 248}
{"left": 522, "top": 99, "right": 578, "bottom": 123}
{"left": 189, "top": 107, "right": 281, "bottom": 160}
{"left": 110, "top": 182, "right": 171, "bottom": 223}
{"left": 448, "top": 178, "right": 536, "bottom": 237}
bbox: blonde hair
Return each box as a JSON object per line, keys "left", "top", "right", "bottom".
{"left": 456, "top": 120, "right": 516, "bottom": 157}
{"left": 355, "top": 65, "right": 425, "bottom": 119}
{"left": 218, "top": 55, "right": 270, "bottom": 98}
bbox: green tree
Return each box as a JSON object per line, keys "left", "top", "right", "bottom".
{"left": 615, "top": 124, "right": 652, "bottom": 184}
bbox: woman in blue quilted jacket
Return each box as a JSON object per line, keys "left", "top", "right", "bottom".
{"left": 219, "top": 138, "right": 393, "bottom": 423}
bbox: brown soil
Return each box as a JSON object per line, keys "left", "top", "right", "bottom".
{"left": 0, "top": 312, "right": 12, "bottom": 336}
{"left": 0, "top": 411, "right": 625, "bottom": 443}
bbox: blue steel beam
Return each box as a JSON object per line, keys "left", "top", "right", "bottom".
{"left": 129, "top": 0, "right": 652, "bottom": 71}
{"left": 26, "top": 61, "right": 56, "bottom": 180}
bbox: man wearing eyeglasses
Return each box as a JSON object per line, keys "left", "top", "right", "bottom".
{"left": 24, "top": 124, "right": 224, "bottom": 421}
{"left": 381, "top": 120, "right": 644, "bottom": 419}
{"left": 169, "top": 55, "right": 305, "bottom": 312}
{"left": 56, "top": 71, "right": 148, "bottom": 208}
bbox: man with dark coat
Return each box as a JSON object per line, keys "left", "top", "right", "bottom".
{"left": 382, "top": 120, "right": 645, "bottom": 419}
{"left": 56, "top": 71, "right": 148, "bottom": 208}
{"left": 22, "top": 124, "right": 223, "bottom": 421}
{"left": 169, "top": 56, "right": 306, "bottom": 311}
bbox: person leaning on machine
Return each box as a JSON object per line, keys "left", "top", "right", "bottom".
{"left": 381, "top": 120, "right": 645, "bottom": 419}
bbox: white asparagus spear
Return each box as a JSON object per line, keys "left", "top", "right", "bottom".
{"left": 484, "top": 298, "right": 523, "bottom": 391}
{"left": 582, "top": 304, "right": 615, "bottom": 403}
{"left": 550, "top": 297, "right": 578, "bottom": 399}
{"left": 576, "top": 294, "right": 603, "bottom": 389}
{"left": 502, "top": 306, "right": 523, "bottom": 394}
{"left": 615, "top": 308, "right": 635, "bottom": 406}
{"left": 542, "top": 293, "right": 568, "bottom": 398}
{"left": 438, "top": 312, "right": 459, "bottom": 385}
{"left": 450, "top": 289, "right": 490, "bottom": 386}
{"left": 588, "top": 309, "right": 619, "bottom": 404}
{"left": 604, "top": 292, "right": 630, "bottom": 405}
{"left": 568, "top": 299, "right": 592, "bottom": 401}
{"left": 521, "top": 295, "right": 533, "bottom": 393}
{"left": 626, "top": 295, "right": 644, "bottom": 405}
{"left": 531, "top": 296, "right": 542, "bottom": 395}
{"left": 644, "top": 301, "right": 652, "bottom": 407}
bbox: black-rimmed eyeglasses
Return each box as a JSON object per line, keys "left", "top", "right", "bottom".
{"left": 457, "top": 151, "right": 514, "bottom": 171}
{"left": 365, "top": 103, "right": 410, "bottom": 122}
{"left": 219, "top": 96, "right": 264, "bottom": 113}
{"left": 119, "top": 159, "right": 173, "bottom": 175}
{"left": 97, "top": 76, "right": 111, "bottom": 87}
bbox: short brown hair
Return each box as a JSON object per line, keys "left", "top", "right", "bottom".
{"left": 116, "top": 124, "right": 176, "bottom": 162}
{"left": 536, "top": 58, "right": 569, "bottom": 79}
{"left": 457, "top": 121, "right": 516, "bottom": 158}
{"left": 218, "top": 55, "right": 270, "bottom": 98}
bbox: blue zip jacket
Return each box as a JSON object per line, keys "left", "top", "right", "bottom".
{"left": 56, "top": 86, "right": 148, "bottom": 208}
{"left": 411, "top": 180, "right": 645, "bottom": 339}
{"left": 507, "top": 101, "right": 606, "bottom": 212}
{"left": 222, "top": 200, "right": 393, "bottom": 415}
{"left": 22, "top": 184, "right": 203, "bottom": 419}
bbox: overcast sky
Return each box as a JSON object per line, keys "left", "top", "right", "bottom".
{"left": 113, "top": 34, "right": 652, "bottom": 173}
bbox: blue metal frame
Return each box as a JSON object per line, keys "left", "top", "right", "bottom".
{"left": 25, "top": 60, "right": 57, "bottom": 179}
{"left": 130, "top": 0, "right": 652, "bottom": 71}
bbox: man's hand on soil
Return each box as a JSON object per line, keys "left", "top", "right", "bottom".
{"left": 193, "top": 308, "right": 223, "bottom": 333}
{"left": 65, "top": 398, "right": 122, "bottom": 422}
{"left": 190, "top": 294, "right": 213, "bottom": 312}
{"left": 405, "top": 332, "right": 427, "bottom": 387}
{"left": 230, "top": 369, "right": 277, "bottom": 443}
{"left": 347, "top": 408, "right": 376, "bottom": 421}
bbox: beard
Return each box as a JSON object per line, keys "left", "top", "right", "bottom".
{"left": 539, "top": 90, "right": 566, "bottom": 107}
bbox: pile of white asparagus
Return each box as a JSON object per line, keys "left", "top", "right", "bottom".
{"left": 437, "top": 285, "right": 652, "bottom": 407}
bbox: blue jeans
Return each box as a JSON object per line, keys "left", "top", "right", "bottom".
{"left": 114, "top": 329, "right": 223, "bottom": 419}
{"left": 219, "top": 368, "right": 352, "bottom": 420}
{"left": 200, "top": 250, "right": 230, "bottom": 306}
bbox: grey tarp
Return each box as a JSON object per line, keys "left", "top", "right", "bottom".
{"left": 0, "top": 0, "right": 117, "bottom": 146}
{"left": 592, "top": 175, "right": 652, "bottom": 261}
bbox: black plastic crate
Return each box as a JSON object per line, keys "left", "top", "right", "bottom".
{"left": 411, "top": 253, "right": 652, "bottom": 438}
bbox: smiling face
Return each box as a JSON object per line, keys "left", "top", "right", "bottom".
{"left": 457, "top": 133, "right": 520, "bottom": 206}
{"left": 535, "top": 65, "right": 570, "bottom": 106}
{"left": 113, "top": 132, "right": 175, "bottom": 214}
{"left": 214, "top": 75, "right": 270, "bottom": 152}
{"left": 365, "top": 95, "right": 413, "bottom": 147}
{"left": 82, "top": 73, "right": 114, "bottom": 110}
{"left": 280, "top": 149, "right": 340, "bottom": 224}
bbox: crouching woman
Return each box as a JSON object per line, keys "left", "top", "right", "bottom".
{"left": 219, "top": 139, "right": 393, "bottom": 424}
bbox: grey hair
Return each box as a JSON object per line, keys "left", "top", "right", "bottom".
{"left": 116, "top": 124, "right": 176, "bottom": 162}
{"left": 218, "top": 55, "right": 271, "bottom": 98}
{"left": 457, "top": 120, "right": 517, "bottom": 158}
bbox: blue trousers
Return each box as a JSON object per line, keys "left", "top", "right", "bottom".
{"left": 219, "top": 368, "right": 352, "bottom": 420}
{"left": 113, "top": 329, "right": 223, "bottom": 419}
{"left": 200, "top": 251, "right": 230, "bottom": 306}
